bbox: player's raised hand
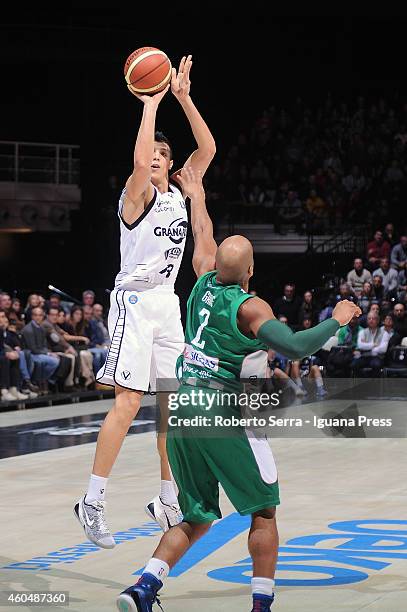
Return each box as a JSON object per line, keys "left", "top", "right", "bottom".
{"left": 176, "top": 166, "right": 204, "bottom": 200}
{"left": 332, "top": 300, "right": 362, "bottom": 326}
{"left": 171, "top": 55, "right": 192, "bottom": 100}
{"left": 127, "top": 83, "right": 170, "bottom": 106}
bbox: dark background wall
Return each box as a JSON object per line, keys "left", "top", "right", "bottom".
{"left": 1, "top": 9, "right": 406, "bottom": 308}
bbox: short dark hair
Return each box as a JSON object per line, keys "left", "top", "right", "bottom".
{"left": 155, "top": 131, "right": 173, "bottom": 159}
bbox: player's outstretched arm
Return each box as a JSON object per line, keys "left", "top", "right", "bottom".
{"left": 238, "top": 297, "right": 361, "bottom": 360}
{"left": 170, "top": 55, "right": 216, "bottom": 180}
{"left": 176, "top": 166, "right": 217, "bottom": 278}
{"left": 123, "top": 85, "right": 170, "bottom": 225}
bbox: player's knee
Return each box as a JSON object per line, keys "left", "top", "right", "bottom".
{"left": 189, "top": 521, "right": 212, "bottom": 542}
{"left": 252, "top": 506, "right": 276, "bottom": 521}
{"left": 113, "top": 390, "right": 141, "bottom": 423}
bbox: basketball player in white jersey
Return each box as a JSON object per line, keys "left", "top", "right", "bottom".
{"left": 74, "top": 55, "right": 216, "bottom": 548}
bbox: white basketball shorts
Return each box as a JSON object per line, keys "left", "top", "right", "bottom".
{"left": 96, "top": 285, "right": 184, "bottom": 392}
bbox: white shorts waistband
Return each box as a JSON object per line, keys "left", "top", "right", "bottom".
{"left": 113, "top": 283, "right": 175, "bottom": 293}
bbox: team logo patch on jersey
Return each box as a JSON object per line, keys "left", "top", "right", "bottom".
{"left": 202, "top": 291, "right": 215, "bottom": 307}
{"left": 184, "top": 344, "right": 219, "bottom": 372}
{"left": 128, "top": 294, "right": 138, "bottom": 304}
{"left": 154, "top": 199, "right": 175, "bottom": 213}
{"left": 154, "top": 218, "right": 188, "bottom": 244}
{"left": 164, "top": 247, "right": 182, "bottom": 260}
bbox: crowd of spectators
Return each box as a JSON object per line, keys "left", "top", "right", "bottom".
{"left": 265, "top": 229, "right": 407, "bottom": 394}
{"left": 205, "top": 94, "right": 407, "bottom": 233}
{"left": 0, "top": 289, "right": 110, "bottom": 403}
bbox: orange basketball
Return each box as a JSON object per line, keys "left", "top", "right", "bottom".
{"left": 124, "top": 47, "right": 172, "bottom": 95}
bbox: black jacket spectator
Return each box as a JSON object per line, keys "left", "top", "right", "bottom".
{"left": 21, "top": 321, "right": 48, "bottom": 354}
{"left": 273, "top": 284, "right": 302, "bottom": 327}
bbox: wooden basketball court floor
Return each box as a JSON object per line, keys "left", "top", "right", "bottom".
{"left": 1, "top": 397, "right": 406, "bottom": 612}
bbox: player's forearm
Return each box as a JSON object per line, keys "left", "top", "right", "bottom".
{"left": 190, "top": 191, "right": 212, "bottom": 237}
{"left": 257, "top": 318, "right": 340, "bottom": 360}
{"left": 178, "top": 96, "right": 216, "bottom": 157}
{"left": 190, "top": 191, "right": 217, "bottom": 276}
{"left": 133, "top": 103, "right": 158, "bottom": 169}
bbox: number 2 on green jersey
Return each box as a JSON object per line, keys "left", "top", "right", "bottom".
{"left": 191, "top": 308, "right": 210, "bottom": 349}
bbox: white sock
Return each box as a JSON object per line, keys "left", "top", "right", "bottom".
{"left": 160, "top": 480, "right": 178, "bottom": 505}
{"left": 144, "top": 557, "right": 169, "bottom": 581}
{"left": 251, "top": 576, "right": 275, "bottom": 596}
{"left": 294, "top": 377, "right": 304, "bottom": 388}
{"left": 315, "top": 376, "right": 324, "bottom": 389}
{"left": 86, "top": 474, "right": 108, "bottom": 502}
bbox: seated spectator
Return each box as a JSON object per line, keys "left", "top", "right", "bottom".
{"left": 338, "top": 314, "right": 362, "bottom": 349}
{"left": 42, "top": 307, "right": 80, "bottom": 392}
{"left": 334, "top": 283, "right": 356, "bottom": 304}
{"left": 383, "top": 223, "right": 398, "bottom": 247}
{"left": 298, "top": 290, "right": 319, "bottom": 326}
{"left": 83, "top": 305, "right": 108, "bottom": 375}
{"left": 82, "top": 290, "right": 96, "bottom": 308}
{"left": 277, "top": 190, "right": 304, "bottom": 234}
{"left": 0, "top": 310, "right": 27, "bottom": 401}
{"left": 397, "top": 268, "right": 407, "bottom": 303}
{"left": 45, "top": 293, "right": 62, "bottom": 313}
{"left": 0, "top": 292, "right": 12, "bottom": 315}
{"left": 390, "top": 235, "right": 407, "bottom": 272}
{"left": 373, "top": 257, "right": 398, "bottom": 294}
{"left": 342, "top": 165, "right": 366, "bottom": 193}
{"left": 243, "top": 184, "right": 266, "bottom": 223}
{"left": 267, "top": 349, "right": 303, "bottom": 397}
{"left": 24, "top": 294, "right": 41, "bottom": 324}
{"left": 389, "top": 303, "right": 407, "bottom": 348}
{"left": 326, "top": 314, "right": 362, "bottom": 378}
{"left": 347, "top": 258, "right": 372, "bottom": 296}
{"left": 0, "top": 310, "right": 38, "bottom": 397}
{"left": 273, "top": 283, "right": 302, "bottom": 327}
{"left": 93, "top": 304, "right": 110, "bottom": 346}
{"left": 385, "top": 159, "right": 404, "bottom": 183}
{"left": 382, "top": 314, "right": 395, "bottom": 340}
{"left": 62, "top": 306, "right": 95, "bottom": 388}
{"left": 305, "top": 189, "right": 328, "bottom": 233}
{"left": 366, "top": 230, "right": 391, "bottom": 270}
{"left": 318, "top": 296, "right": 335, "bottom": 322}
{"left": 9, "top": 298, "right": 25, "bottom": 331}
{"left": 352, "top": 311, "right": 390, "bottom": 377}
{"left": 57, "top": 308, "right": 70, "bottom": 330}
{"left": 21, "top": 307, "right": 60, "bottom": 395}
{"left": 289, "top": 354, "right": 327, "bottom": 398}
{"left": 299, "top": 316, "right": 313, "bottom": 330}
{"left": 358, "top": 282, "right": 375, "bottom": 314}
{"left": 372, "top": 275, "right": 385, "bottom": 302}
{"left": 360, "top": 303, "right": 382, "bottom": 328}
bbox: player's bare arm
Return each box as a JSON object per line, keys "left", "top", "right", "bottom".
{"left": 238, "top": 297, "right": 361, "bottom": 359}
{"left": 176, "top": 166, "right": 217, "bottom": 277}
{"left": 170, "top": 55, "right": 216, "bottom": 182}
{"left": 123, "top": 85, "right": 170, "bottom": 225}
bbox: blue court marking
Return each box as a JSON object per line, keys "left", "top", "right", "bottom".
{"left": 133, "top": 512, "right": 251, "bottom": 577}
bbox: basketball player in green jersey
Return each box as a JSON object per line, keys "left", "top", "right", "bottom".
{"left": 117, "top": 168, "right": 361, "bottom": 612}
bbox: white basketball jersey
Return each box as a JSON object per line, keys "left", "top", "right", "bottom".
{"left": 115, "top": 182, "right": 188, "bottom": 289}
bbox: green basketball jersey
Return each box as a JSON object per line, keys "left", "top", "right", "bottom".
{"left": 178, "top": 271, "right": 267, "bottom": 391}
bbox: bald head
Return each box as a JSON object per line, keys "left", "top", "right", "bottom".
{"left": 216, "top": 235, "right": 254, "bottom": 287}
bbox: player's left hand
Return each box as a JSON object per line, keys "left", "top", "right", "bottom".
{"left": 171, "top": 55, "right": 192, "bottom": 100}
{"left": 176, "top": 166, "right": 204, "bottom": 200}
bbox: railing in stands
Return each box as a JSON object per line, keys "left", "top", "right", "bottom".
{"left": 0, "top": 140, "right": 80, "bottom": 185}
{"left": 307, "top": 224, "right": 368, "bottom": 255}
